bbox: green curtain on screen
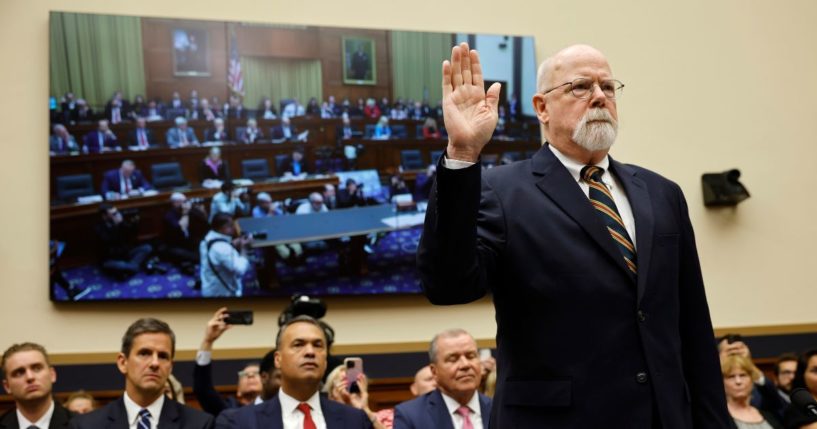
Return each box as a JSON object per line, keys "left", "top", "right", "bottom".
{"left": 390, "top": 31, "right": 453, "bottom": 104}
{"left": 241, "top": 57, "right": 323, "bottom": 110}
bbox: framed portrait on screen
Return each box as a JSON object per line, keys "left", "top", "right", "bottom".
{"left": 173, "top": 28, "right": 210, "bottom": 76}
{"left": 343, "top": 37, "right": 376, "bottom": 85}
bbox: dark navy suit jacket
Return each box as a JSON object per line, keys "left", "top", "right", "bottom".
{"left": 215, "top": 393, "right": 372, "bottom": 429}
{"left": 100, "top": 169, "right": 152, "bottom": 196}
{"left": 417, "top": 145, "right": 731, "bottom": 429}
{"left": 69, "top": 397, "right": 213, "bottom": 429}
{"left": 393, "top": 389, "right": 491, "bottom": 429}
{"left": 0, "top": 400, "right": 73, "bottom": 429}
{"left": 83, "top": 130, "right": 118, "bottom": 153}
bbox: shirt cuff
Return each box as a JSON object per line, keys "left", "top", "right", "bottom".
{"left": 196, "top": 350, "right": 212, "bottom": 366}
{"left": 442, "top": 156, "right": 476, "bottom": 170}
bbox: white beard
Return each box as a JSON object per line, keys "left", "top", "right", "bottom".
{"left": 572, "top": 108, "right": 618, "bottom": 152}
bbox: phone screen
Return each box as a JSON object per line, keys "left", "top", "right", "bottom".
{"left": 345, "top": 357, "right": 363, "bottom": 393}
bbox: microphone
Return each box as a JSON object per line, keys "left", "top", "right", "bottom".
{"left": 791, "top": 388, "right": 817, "bottom": 417}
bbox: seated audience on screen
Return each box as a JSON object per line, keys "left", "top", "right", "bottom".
{"left": 379, "top": 97, "right": 391, "bottom": 117}
{"left": 75, "top": 98, "right": 94, "bottom": 123}
{"left": 722, "top": 355, "right": 783, "bottom": 429}
{"left": 50, "top": 123, "right": 79, "bottom": 155}
{"left": 281, "top": 99, "right": 305, "bottom": 119}
{"left": 1, "top": 343, "right": 74, "bottom": 428}
{"left": 187, "top": 90, "right": 200, "bottom": 118}
{"left": 783, "top": 350, "right": 817, "bottom": 429}
{"left": 325, "top": 95, "right": 340, "bottom": 117}
{"left": 719, "top": 335, "right": 788, "bottom": 421}
{"left": 216, "top": 316, "right": 373, "bottom": 429}
{"left": 101, "top": 160, "right": 153, "bottom": 200}
{"left": 83, "top": 119, "right": 119, "bottom": 154}
{"left": 198, "top": 98, "right": 218, "bottom": 122}
{"left": 389, "top": 175, "right": 410, "bottom": 198}
{"left": 410, "top": 365, "right": 437, "bottom": 397}
{"left": 394, "top": 329, "right": 492, "bottom": 429}
{"left": 69, "top": 318, "right": 213, "bottom": 429}
{"left": 257, "top": 97, "right": 278, "bottom": 120}
{"left": 306, "top": 97, "right": 321, "bottom": 116}
{"left": 322, "top": 184, "right": 338, "bottom": 210}
{"left": 364, "top": 98, "right": 381, "bottom": 119}
{"left": 143, "top": 100, "right": 165, "bottom": 122}
{"left": 209, "top": 181, "right": 248, "bottom": 222}
{"left": 204, "top": 118, "right": 229, "bottom": 142}
{"left": 165, "top": 374, "right": 185, "bottom": 404}
{"left": 200, "top": 146, "right": 230, "bottom": 184}
{"left": 166, "top": 91, "right": 187, "bottom": 119}
{"left": 279, "top": 149, "right": 309, "bottom": 177}
{"left": 373, "top": 116, "right": 391, "bottom": 140}
{"left": 162, "top": 192, "right": 208, "bottom": 275}
{"left": 194, "top": 308, "right": 263, "bottom": 417}
{"left": 271, "top": 116, "right": 298, "bottom": 142}
{"left": 253, "top": 192, "right": 304, "bottom": 263}
{"left": 200, "top": 213, "right": 251, "bottom": 298}
{"left": 338, "top": 113, "right": 358, "bottom": 140}
{"left": 338, "top": 179, "right": 367, "bottom": 208}
{"left": 94, "top": 203, "right": 156, "bottom": 279}
{"left": 421, "top": 117, "right": 441, "bottom": 139}
{"left": 166, "top": 117, "right": 200, "bottom": 148}
{"left": 60, "top": 91, "right": 78, "bottom": 123}
{"left": 323, "top": 365, "right": 387, "bottom": 429}
{"left": 296, "top": 192, "right": 327, "bottom": 215}
{"left": 414, "top": 165, "right": 436, "bottom": 202}
{"left": 390, "top": 101, "right": 407, "bottom": 120}
{"left": 64, "top": 390, "right": 96, "bottom": 415}
{"left": 320, "top": 101, "right": 334, "bottom": 118}
{"left": 409, "top": 101, "right": 430, "bottom": 120}
{"left": 129, "top": 95, "right": 147, "bottom": 121}
{"left": 104, "top": 90, "right": 130, "bottom": 124}
{"left": 238, "top": 118, "right": 263, "bottom": 144}
{"left": 129, "top": 117, "right": 158, "bottom": 149}
{"left": 775, "top": 354, "right": 798, "bottom": 406}
{"left": 223, "top": 95, "right": 246, "bottom": 120}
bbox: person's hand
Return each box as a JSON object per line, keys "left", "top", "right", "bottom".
{"left": 442, "top": 42, "right": 501, "bottom": 163}
{"left": 481, "top": 356, "right": 496, "bottom": 376}
{"left": 719, "top": 340, "right": 750, "bottom": 363}
{"left": 336, "top": 373, "right": 370, "bottom": 411}
{"left": 201, "top": 307, "right": 231, "bottom": 351}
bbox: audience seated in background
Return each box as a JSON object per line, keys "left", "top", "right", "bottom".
{"left": 364, "top": 98, "right": 381, "bottom": 119}
{"left": 421, "top": 117, "right": 441, "bottom": 139}
{"left": 271, "top": 116, "right": 299, "bottom": 142}
{"left": 162, "top": 192, "right": 208, "bottom": 276}
{"left": 74, "top": 99, "right": 94, "bottom": 123}
{"left": 143, "top": 100, "right": 165, "bottom": 122}
{"left": 254, "top": 192, "right": 304, "bottom": 263}
{"left": 322, "top": 184, "right": 338, "bottom": 210}
{"left": 414, "top": 165, "right": 436, "bottom": 201}
{"left": 200, "top": 147, "right": 230, "bottom": 185}
{"left": 216, "top": 315, "right": 373, "bottom": 429}
{"left": 50, "top": 123, "right": 79, "bottom": 155}
{"left": 390, "top": 101, "right": 407, "bottom": 120}
{"left": 223, "top": 95, "right": 246, "bottom": 120}
{"left": 194, "top": 308, "right": 263, "bottom": 417}
{"left": 200, "top": 213, "right": 251, "bottom": 298}
{"left": 165, "top": 374, "right": 186, "bottom": 404}
{"left": 409, "top": 365, "right": 437, "bottom": 397}
{"left": 129, "top": 95, "right": 147, "bottom": 121}
{"left": 82, "top": 119, "right": 119, "bottom": 154}
{"left": 722, "top": 355, "right": 783, "bottom": 429}
{"left": 104, "top": 90, "right": 130, "bottom": 124}
{"left": 338, "top": 113, "right": 358, "bottom": 140}
{"left": 326, "top": 95, "right": 341, "bottom": 118}
{"left": 306, "top": 97, "right": 321, "bottom": 116}
{"left": 187, "top": 90, "right": 200, "bottom": 119}
{"left": 323, "top": 365, "right": 388, "bottom": 429}
{"left": 101, "top": 159, "right": 153, "bottom": 200}
{"left": 209, "top": 181, "right": 248, "bottom": 222}
{"left": 94, "top": 203, "right": 156, "bottom": 280}
{"left": 338, "top": 179, "right": 367, "bottom": 208}
{"left": 281, "top": 99, "right": 305, "bottom": 119}
{"left": 60, "top": 91, "right": 78, "bottom": 123}
{"left": 279, "top": 149, "right": 309, "bottom": 177}
{"left": 198, "top": 98, "right": 218, "bottom": 122}
{"left": 389, "top": 175, "right": 410, "bottom": 199}
{"left": 379, "top": 97, "right": 391, "bottom": 117}
{"left": 373, "top": 116, "right": 392, "bottom": 140}
{"left": 129, "top": 117, "right": 158, "bottom": 149}
{"left": 775, "top": 353, "right": 798, "bottom": 406}
{"left": 204, "top": 118, "right": 229, "bottom": 142}
{"left": 783, "top": 349, "right": 817, "bottom": 429}
{"left": 257, "top": 97, "right": 278, "bottom": 120}
{"left": 238, "top": 118, "right": 263, "bottom": 144}
{"left": 64, "top": 390, "right": 96, "bottom": 415}
{"left": 408, "top": 101, "right": 429, "bottom": 120}
{"left": 394, "top": 329, "right": 492, "bottom": 429}
{"left": 0, "top": 343, "right": 74, "bottom": 428}
{"left": 166, "top": 91, "right": 187, "bottom": 119}
{"left": 719, "top": 334, "right": 788, "bottom": 421}
{"left": 166, "top": 117, "right": 200, "bottom": 148}
{"left": 70, "top": 318, "right": 214, "bottom": 429}
{"left": 296, "top": 192, "right": 328, "bottom": 215}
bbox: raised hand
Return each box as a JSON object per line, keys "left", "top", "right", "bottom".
{"left": 201, "top": 307, "right": 231, "bottom": 351}
{"left": 442, "top": 42, "right": 501, "bottom": 162}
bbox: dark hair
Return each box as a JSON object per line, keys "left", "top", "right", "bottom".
{"left": 275, "top": 315, "right": 326, "bottom": 350}
{"left": 2, "top": 342, "right": 50, "bottom": 377}
{"left": 211, "top": 212, "right": 233, "bottom": 231}
{"left": 259, "top": 349, "right": 277, "bottom": 374}
{"left": 98, "top": 203, "right": 114, "bottom": 216}
{"left": 121, "top": 318, "right": 176, "bottom": 358}
{"left": 775, "top": 352, "right": 799, "bottom": 376}
{"left": 791, "top": 349, "right": 817, "bottom": 391}
{"left": 221, "top": 180, "right": 235, "bottom": 192}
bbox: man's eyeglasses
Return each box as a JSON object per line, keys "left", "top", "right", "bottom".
{"left": 543, "top": 78, "right": 625, "bottom": 100}
{"left": 238, "top": 370, "right": 260, "bottom": 378}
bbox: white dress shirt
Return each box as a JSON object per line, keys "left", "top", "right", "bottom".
{"left": 440, "top": 391, "right": 483, "bottom": 429}
{"left": 278, "top": 388, "right": 326, "bottom": 429}
{"left": 443, "top": 144, "right": 637, "bottom": 248}
{"left": 16, "top": 399, "right": 54, "bottom": 429}
{"left": 123, "top": 392, "right": 165, "bottom": 429}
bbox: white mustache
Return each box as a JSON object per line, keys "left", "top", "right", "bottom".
{"left": 584, "top": 108, "right": 616, "bottom": 125}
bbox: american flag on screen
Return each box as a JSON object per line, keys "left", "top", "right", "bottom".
{"left": 227, "top": 25, "right": 244, "bottom": 96}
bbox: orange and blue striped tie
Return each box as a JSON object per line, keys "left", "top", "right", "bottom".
{"left": 581, "top": 166, "right": 637, "bottom": 275}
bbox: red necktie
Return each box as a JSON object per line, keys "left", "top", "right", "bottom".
{"left": 297, "top": 403, "right": 317, "bottom": 429}
{"left": 139, "top": 130, "right": 148, "bottom": 147}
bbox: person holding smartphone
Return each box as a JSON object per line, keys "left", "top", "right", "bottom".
{"left": 323, "top": 360, "right": 388, "bottom": 428}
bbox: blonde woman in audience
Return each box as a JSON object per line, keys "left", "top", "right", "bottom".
{"left": 722, "top": 355, "right": 783, "bottom": 429}
{"left": 323, "top": 364, "right": 388, "bottom": 429}
{"left": 64, "top": 390, "right": 96, "bottom": 414}
{"left": 165, "top": 373, "right": 186, "bottom": 404}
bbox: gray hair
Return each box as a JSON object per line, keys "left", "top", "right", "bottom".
{"left": 174, "top": 116, "right": 187, "bottom": 126}
{"left": 428, "top": 328, "right": 474, "bottom": 363}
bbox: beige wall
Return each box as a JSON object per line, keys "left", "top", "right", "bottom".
{"left": 2, "top": 0, "right": 815, "bottom": 357}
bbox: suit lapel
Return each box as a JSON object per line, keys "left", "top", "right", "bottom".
{"left": 427, "top": 390, "right": 455, "bottom": 429}
{"left": 108, "top": 398, "right": 130, "bottom": 429}
{"left": 157, "top": 399, "right": 180, "bottom": 429}
{"left": 320, "top": 396, "right": 344, "bottom": 429}
{"left": 0, "top": 408, "right": 19, "bottom": 429}
{"left": 531, "top": 146, "right": 634, "bottom": 281}
{"left": 49, "top": 402, "right": 73, "bottom": 428}
{"left": 478, "top": 394, "right": 491, "bottom": 428}
{"left": 610, "top": 159, "right": 655, "bottom": 304}
{"left": 259, "top": 396, "right": 284, "bottom": 429}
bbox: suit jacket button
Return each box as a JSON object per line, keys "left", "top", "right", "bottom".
{"left": 637, "top": 310, "right": 646, "bottom": 322}
{"left": 636, "top": 372, "right": 648, "bottom": 384}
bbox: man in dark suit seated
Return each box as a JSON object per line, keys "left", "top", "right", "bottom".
{"left": 49, "top": 124, "right": 80, "bottom": 156}
{"left": 278, "top": 149, "right": 309, "bottom": 177}
{"left": 166, "top": 117, "right": 200, "bottom": 148}
{"left": 1, "top": 342, "right": 74, "bottom": 428}
{"left": 394, "top": 329, "right": 491, "bottom": 429}
{"left": 270, "top": 116, "right": 299, "bottom": 143}
{"left": 69, "top": 318, "right": 214, "bottom": 429}
{"left": 82, "top": 119, "right": 119, "bottom": 154}
{"left": 217, "top": 315, "right": 373, "bottom": 429}
{"left": 100, "top": 160, "right": 153, "bottom": 200}
{"left": 128, "top": 117, "right": 158, "bottom": 149}
{"left": 337, "top": 179, "right": 367, "bottom": 208}
{"left": 204, "top": 118, "right": 229, "bottom": 142}
{"left": 162, "top": 192, "right": 208, "bottom": 275}
{"left": 104, "top": 90, "right": 131, "bottom": 125}
{"left": 93, "top": 203, "right": 155, "bottom": 279}
{"left": 237, "top": 118, "right": 264, "bottom": 144}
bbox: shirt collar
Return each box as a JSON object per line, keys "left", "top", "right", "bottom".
{"left": 278, "top": 388, "right": 322, "bottom": 418}
{"left": 440, "top": 390, "right": 481, "bottom": 419}
{"left": 548, "top": 144, "right": 610, "bottom": 184}
{"left": 16, "top": 399, "right": 54, "bottom": 429}
{"left": 123, "top": 392, "right": 165, "bottom": 427}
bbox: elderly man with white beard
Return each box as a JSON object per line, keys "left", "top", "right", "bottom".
{"left": 416, "top": 43, "right": 731, "bottom": 429}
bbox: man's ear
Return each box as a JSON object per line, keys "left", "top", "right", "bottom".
{"left": 532, "top": 93, "right": 549, "bottom": 126}
{"left": 116, "top": 353, "right": 128, "bottom": 375}
{"left": 2, "top": 379, "right": 9, "bottom": 395}
{"left": 274, "top": 351, "right": 281, "bottom": 369}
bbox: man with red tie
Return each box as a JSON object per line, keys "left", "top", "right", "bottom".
{"left": 100, "top": 160, "right": 153, "bottom": 200}
{"left": 128, "top": 117, "right": 157, "bottom": 149}
{"left": 82, "top": 119, "right": 119, "bottom": 154}
{"left": 218, "top": 315, "right": 373, "bottom": 429}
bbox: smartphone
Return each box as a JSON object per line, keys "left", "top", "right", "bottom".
{"left": 344, "top": 357, "right": 363, "bottom": 393}
{"left": 725, "top": 334, "right": 743, "bottom": 344}
{"left": 224, "top": 310, "right": 254, "bottom": 325}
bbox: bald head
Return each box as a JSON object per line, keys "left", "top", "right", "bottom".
{"left": 537, "top": 44, "right": 612, "bottom": 93}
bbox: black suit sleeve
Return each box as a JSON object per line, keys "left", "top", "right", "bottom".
{"left": 417, "top": 160, "right": 505, "bottom": 305}
{"left": 193, "top": 362, "right": 229, "bottom": 417}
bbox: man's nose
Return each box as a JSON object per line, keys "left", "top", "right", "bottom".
{"left": 589, "top": 83, "right": 607, "bottom": 107}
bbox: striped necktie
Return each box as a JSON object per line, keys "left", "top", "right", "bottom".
{"left": 137, "top": 408, "right": 151, "bottom": 429}
{"left": 581, "top": 166, "right": 637, "bottom": 275}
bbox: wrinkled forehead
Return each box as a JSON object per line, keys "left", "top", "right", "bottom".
{"left": 549, "top": 46, "right": 613, "bottom": 84}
